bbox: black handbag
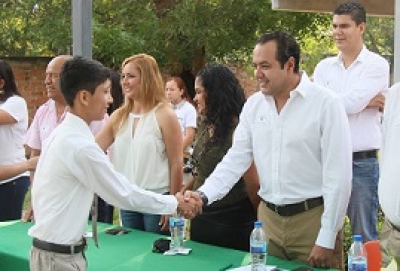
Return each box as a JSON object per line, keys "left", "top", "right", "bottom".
{"left": 152, "top": 238, "right": 170, "bottom": 253}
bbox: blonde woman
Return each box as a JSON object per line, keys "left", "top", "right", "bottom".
{"left": 96, "top": 54, "right": 182, "bottom": 233}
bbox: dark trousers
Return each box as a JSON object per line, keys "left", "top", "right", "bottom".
{"left": 89, "top": 197, "right": 114, "bottom": 224}
{"left": 190, "top": 197, "right": 256, "bottom": 251}
{"left": 97, "top": 197, "right": 114, "bottom": 224}
{"left": 0, "top": 176, "right": 30, "bottom": 221}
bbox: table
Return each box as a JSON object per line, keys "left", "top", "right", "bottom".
{"left": 0, "top": 221, "right": 332, "bottom": 271}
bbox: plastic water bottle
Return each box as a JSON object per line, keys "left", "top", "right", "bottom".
{"left": 348, "top": 235, "right": 368, "bottom": 271}
{"left": 250, "top": 221, "right": 267, "bottom": 271}
{"left": 169, "top": 213, "right": 184, "bottom": 252}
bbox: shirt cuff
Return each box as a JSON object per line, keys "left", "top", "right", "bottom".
{"left": 161, "top": 195, "right": 179, "bottom": 214}
{"left": 315, "top": 228, "right": 337, "bottom": 249}
{"left": 197, "top": 185, "right": 217, "bottom": 205}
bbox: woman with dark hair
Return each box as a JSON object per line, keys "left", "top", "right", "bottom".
{"left": 183, "top": 64, "right": 260, "bottom": 251}
{"left": 0, "top": 59, "right": 29, "bottom": 221}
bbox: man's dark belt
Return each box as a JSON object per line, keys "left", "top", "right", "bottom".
{"left": 33, "top": 238, "right": 86, "bottom": 254}
{"left": 353, "top": 150, "right": 377, "bottom": 160}
{"left": 264, "top": 197, "right": 324, "bottom": 217}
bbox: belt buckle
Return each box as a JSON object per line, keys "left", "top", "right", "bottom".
{"left": 275, "top": 204, "right": 286, "bottom": 215}
{"left": 70, "top": 241, "right": 87, "bottom": 254}
{"left": 304, "top": 200, "right": 309, "bottom": 211}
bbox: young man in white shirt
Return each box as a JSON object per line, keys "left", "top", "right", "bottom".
{"left": 313, "top": 1, "right": 390, "bottom": 243}
{"left": 184, "top": 31, "right": 352, "bottom": 269}
{"left": 378, "top": 82, "right": 400, "bottom": 270}
{"left": 28, "top": 56, "right": 200, "bottom": 271}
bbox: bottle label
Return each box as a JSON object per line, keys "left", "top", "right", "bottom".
{"left": 169, "top": 217, "right": 184, "bottom": 227}
{"left": 350, "top": 263, "right": 366, "bottom": 271}
{"left": 250, "top": 243, "right": 267, "bottom": 253}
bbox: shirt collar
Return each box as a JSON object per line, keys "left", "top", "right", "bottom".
{"left": 262, "top": 71, "right": 312, "bottom": 100}
{"left": 48, "top": 99, "right": 68, "bottom": 123}
{"left": 290, "top": 71, "right": 312, "bottom": 98}
{"left": 171, "top": 100, "right": 185, "bottom": 110}
{"left": 335, "top": 45, "right": 368, "bottom": 65}
{"left": 64, "top": 112, "right": 94, "bottom": 139}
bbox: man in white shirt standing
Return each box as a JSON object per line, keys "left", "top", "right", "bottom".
{"left": 313, "top": 1, "right": 390, "bottom": 243}
{"left": 28, "top": 56, "right": 200, "bottom": 271}
{"left": 184, "top": 31, "right": 352, "bottom": 269}
{"left": 378, "top": 82, "right": 400, "bottom": 270}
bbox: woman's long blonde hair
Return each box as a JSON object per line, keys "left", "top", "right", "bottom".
{"left": 112, "top": 54, "right": 167, "bottom": 134}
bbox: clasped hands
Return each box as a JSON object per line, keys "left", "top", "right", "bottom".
{"left": 175, "top": 191, "right": 203, "bottom": 219}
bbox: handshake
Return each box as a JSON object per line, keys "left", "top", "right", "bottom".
{"left": 174, "top": 191, "right": 206, "bottom": 219}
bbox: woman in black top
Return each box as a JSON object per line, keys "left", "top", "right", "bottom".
{"left": 183, "top": 64, "right": 260, "bottom": 251}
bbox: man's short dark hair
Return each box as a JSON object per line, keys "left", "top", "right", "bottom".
{"left": 60, "top": 56, "right": 110, "bottom": 106}
{"left": 256, "top": 31, "right": 300, "bottom": 73}
{"left": 334, "top": 1, "right": 366, "bottom": 25}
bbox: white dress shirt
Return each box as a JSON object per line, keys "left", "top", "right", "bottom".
{"left": 313, "top": 46, "right": 390, "bottom": 152}
{"left": 29, "top": 113, "right": 177, "bottom": 245}
{"left": 199, "top": 73, "right": 352, "bottom": 249}
{"left": 379, "top": 83, "right": 400, "bottom": 227}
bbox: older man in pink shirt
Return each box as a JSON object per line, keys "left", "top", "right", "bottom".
{"left": 24, "top": 55, "right": 109, "bottom": 222}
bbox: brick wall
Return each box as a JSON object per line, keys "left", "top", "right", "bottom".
{"left": 227, "top": 64, "right": 258, "bottom": 98}
{"left": 5, "top": 57, "right": 52, "bottom": 122}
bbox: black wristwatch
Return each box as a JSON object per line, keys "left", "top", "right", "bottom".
{"left": 197, "top": 190, "right": 209, "bottom": 206}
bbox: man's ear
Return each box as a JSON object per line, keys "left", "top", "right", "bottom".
{"left": 285, "top": 56, "right": 296, "bottom": 72}
{"left": 359, "top": 22, "right": 366, "bottom": 35}
{"left": 0, "top": 79, "right": 5, "bottom": 89}
{"left": 77, "top": 90, "right": 91, "bottom": 107}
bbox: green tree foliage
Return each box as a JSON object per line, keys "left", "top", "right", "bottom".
{"left": 365, "top": 16, "right": 394, "bottom": 62}
{"left": 0, "top": 0, "right": 331, "bottom": 72}
{"left": 0, "top": 1, "right": 71, "bottom": 55}
{"left": 0, "top": 0, "right": 393, "bottom": 75}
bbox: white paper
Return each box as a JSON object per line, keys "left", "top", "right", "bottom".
{"left": 163, "top": 247, "right": 192, "bottom": 256}
{"left": 227, "top": 265, "right": 277, "bottom": 271}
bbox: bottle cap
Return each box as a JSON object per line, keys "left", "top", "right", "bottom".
{"left": 353, "top": 235, "right": 362, "bottom": 242}
{"left": 254, "top": 221, "right": 262, "bottom": 227}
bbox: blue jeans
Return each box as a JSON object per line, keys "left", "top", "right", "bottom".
{"left": 120, "top": 210, "right": 166, "bottom": 235}
{"left": 0, "top": 176, "right": 30, "bottom": 221}
{"left": 347, "top": 157, "right": 379, "bottom": 242}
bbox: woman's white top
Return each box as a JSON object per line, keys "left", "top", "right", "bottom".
{"left": 172, "top": 100, "right": 197, "bottom": 136}
{"left": 0, "top": 95, "right": 29, "bottom": 183}
{"left": 110, "top": 105, "right": 169, "bottom": 194}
